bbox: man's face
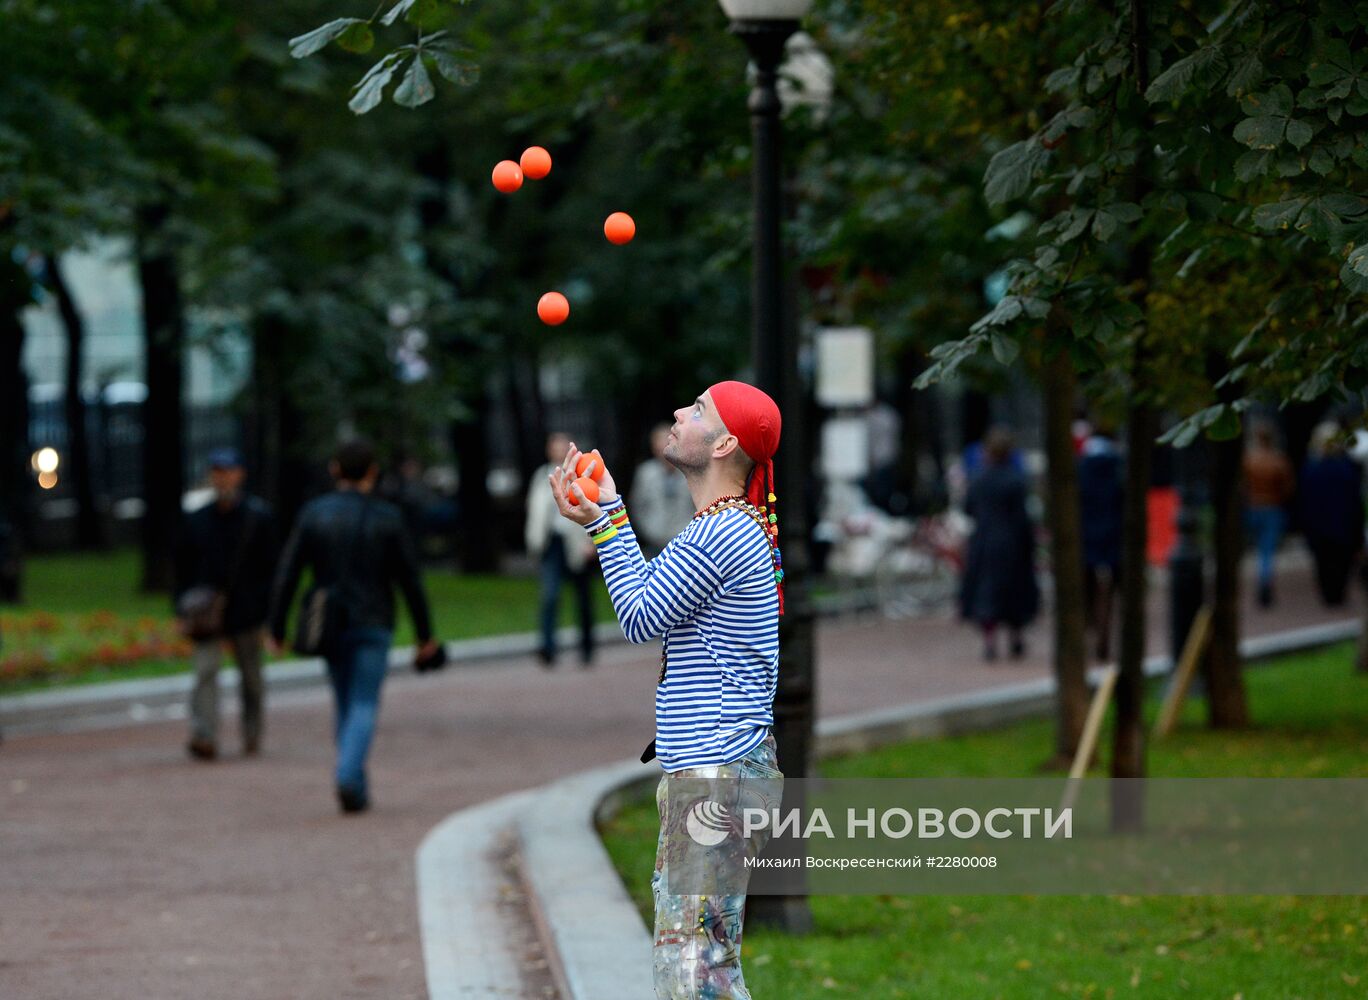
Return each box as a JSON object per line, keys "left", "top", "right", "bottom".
{"left": 209, "top": 466, "right": 244, "bottom": 499}
{"left": 546, "top": 434, "right": 570, "bottom": 465}
{"left": 664, "top": 391, "right": 726, "bottom": 472}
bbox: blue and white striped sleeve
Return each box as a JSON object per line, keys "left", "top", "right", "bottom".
{"left": 585, "top": 501, "right": 720, "bottom": 643}
{"left": 585, "top": 496, "right": 650, "bottom": 580}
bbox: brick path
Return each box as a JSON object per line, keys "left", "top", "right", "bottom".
{"left": 0, "top": 563, "right": 1357, "bottom": 999}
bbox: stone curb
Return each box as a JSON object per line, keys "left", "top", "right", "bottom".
{"left": 415, "top": 617, "right": 1361, "bottom": 1000}
{"left": 0, "top": 622, "right": 629, "bottom": 737}
{"left": 515, "top": 761, "right": 660, "bottom": 1000}
{"left": 416, "top": 787, "right": 543, "bottom": 999}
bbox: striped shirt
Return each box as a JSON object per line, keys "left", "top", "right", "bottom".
{"left": 584, "top": 496, "right": 779, "bottom": 772}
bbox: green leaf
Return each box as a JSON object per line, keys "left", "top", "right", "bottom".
{"left": 1057, "top": 208, "right": 1094, "bottom": 243}
{"left": 1045, "top": 67, "right": 1080, "bottom": 94}
{"left": 1091, "top": 208, "right": 1118, "bottom": 241}
{"left": 1284, "top": 118, "right": 1315, "bottom": 148}
{"left": 1209, "top": 405, "right": 1243, "bottom": 440}
{"left": 990, "top": 333, "right": 1020, "bottom": 366}
{"left": 1252, "top": 198, "right": 1307, "bottom": 230}
{"left": 1321, "top": 194, "right": 1368, "bottom": 217}
{"left": 289, "top": 18, "right": 366, "bottom": 59}
{"left": 336, "top": 22, "right": 375, "bottom": 54}
{"left": 1107, "top": 201, "right": 1143, "bottom": 223}
{"left": 1241, "top": 84, "right": 1293, "bottom": 117}
{"left": 1234, "top": 148, "right": 1274, "bottom": 181}
{"left": 971, "top": 296, "right": 1024, "bottom": 331}
{"left": 1233, "top": 115, "right": 1287, "bottom": 148}
{"left": 406, "top": 0, "right": 444, "bottom": 30}
{"left": 1309, "top": 146, "right": 1335, "bottom": 175}
{"left": 1342, "top": 255, "right": 1368, "bottom": 294}
{"left": 1225, "top": 51, "right": 1265, "bottom": 96}
{"left": 1348, "top": 244, "right": 1368, "bottom": 276}
{"left": 380, "top": 0, "right": 417, "bottom": 26}
{"left": 1146, "top": 46, "right": 1228, "bottom": 103}
{"left": 349, "top": 53, "right": 403, "bottom": 114}
{"left": 432, "top": 49, "right": 479, "bottom": 86}
{"left": 393, "top": 55, "right": 435, "bottom": 108}
{"left": 983, "top": 140, "right": 1048, "bottom": 206}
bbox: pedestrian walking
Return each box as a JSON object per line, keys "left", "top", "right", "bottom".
{"left": 174, "top": 448, "right": 279, "bottom": 760}
{"left": 1078, "top": 424, "right": 1124, "bottom": 661}
{"left": 629, "top": 423, "right": 696, "bottom": 559}
{"left": 549, "top": 380, "right": 785, "bottom": 1000}
{"left": 1299, "top": 421, "right": 1365, "bottom": 607}
{"left": 958, "top": 426, "right": 1039, "bottom": 661}
{"left": 526, "top": 431, "right": 598, "bottom": 667}
{"left": 268, "top": 439, "right": 438, "bottom": 813}
{"left": 1242, "top": 421, "right": 1295, "bottom": 608}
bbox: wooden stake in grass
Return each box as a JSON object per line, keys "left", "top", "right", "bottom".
{"left": 1152, "top": 605, "right": 1213, "bottom": 739}
{"left": 1059, "top": 665, "right": 1119, "bottom": 814}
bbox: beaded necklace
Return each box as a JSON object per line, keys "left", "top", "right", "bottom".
{"left": 692, "top": 491, "right": 784, "bottom": 587}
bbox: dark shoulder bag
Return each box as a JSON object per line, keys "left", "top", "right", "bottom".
{"left": 293, "top": 496, "right": 369, "bottom": 657}
{"left": 177, "top": 508, "right": 258, "bottom": 642}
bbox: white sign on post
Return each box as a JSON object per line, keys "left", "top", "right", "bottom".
{"left": 815, "top": 326, "right": 875, "bottom": 409}
{"left": 821, "top": 416, "right": 870, "bottom": 479}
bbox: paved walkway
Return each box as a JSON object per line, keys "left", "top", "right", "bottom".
{"left": 0, "top": 563, "right": 1358, "bottom": 1000}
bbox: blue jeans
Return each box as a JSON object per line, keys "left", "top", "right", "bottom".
{"left": 1246, "top": 505, "right": 1285, "bottom": 588}
{"left": 539, "top": 536, "right": 595, "bottom": 661}
{"left": 324, "top": 626, "right": 393, "bottom": 797}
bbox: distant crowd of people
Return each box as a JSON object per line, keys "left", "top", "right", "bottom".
{"left": 1242, "top": 419, "right": 1366, "bottom": 608}
{"left": 953, "top": 412, "right": 1367, "bottom": 664}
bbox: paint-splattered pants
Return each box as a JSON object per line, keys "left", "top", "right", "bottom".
{"left": 651, "top": 732, "right": 785, "bottom": 999}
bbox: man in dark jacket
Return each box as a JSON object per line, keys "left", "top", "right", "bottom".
{"left": 269, "top": 439, "right": 438, "bottom": 814}
{"left": 174, "top": 448, "right": 279, "bottom": 760}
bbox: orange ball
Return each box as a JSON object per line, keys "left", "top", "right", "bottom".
{"left": 520, "top": 146, "right": 552, "bottom": 180}
{"left": 567, "top": 476, "right": 600, "bottom": 506}
{"left": 604, "top": 211, "right": 636, "bottom": 245}
{"left": 492, "top": 160, "right": 523, "bottom": 193}
{"left": 575, "top": 452, "right": 605, "bottom": 482}
{"left": 537, "top": 291, "right": 570, "bottom": 326}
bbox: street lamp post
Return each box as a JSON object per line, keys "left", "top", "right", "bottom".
{"left": 718, "top": 0, "right": 815, "bottom": 935}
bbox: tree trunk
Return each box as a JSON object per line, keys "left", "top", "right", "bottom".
{"left": 1204, "top": 402, "right": 1249, "bottom": 727}
{"left": 1357, "top": 596, "right": 1368, "bottom": 673}
{"left": 1111, "top": 0, "right": 1153, "bottom": 833}
{"left": 0, "top": 255, "right": 31, "bottom": 602}
{"left": 136, "top": 204, "right": 186, "bottom": 593}
{"left": 47, "top": 256, "right": 104, "bottom": 549}
{"left": 1041, "top": 339, "right": 1090, "bottom": 766}
{"left": 452, "top": 386, "right": 498, "bottom": 572}
{"left": 1112, "top": 402, "right": 1153, "bottom": 801}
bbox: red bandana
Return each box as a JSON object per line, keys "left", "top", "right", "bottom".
{"left": 707, "top": 380, "right": 784, "bottom": 614}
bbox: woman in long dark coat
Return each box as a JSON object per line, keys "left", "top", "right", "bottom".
{"left": 959, "top": 427, "right": 1040, "bottom": 660}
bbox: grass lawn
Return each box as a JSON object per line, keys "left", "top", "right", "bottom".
{"left": 2, "top": 547, "right": 614, "bottom": 693}
{"left": 599, "top": 642, "right": 1368, "bottom": 999}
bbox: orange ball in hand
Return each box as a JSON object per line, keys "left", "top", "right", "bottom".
{"left": 567, "top": 476, "right": 600, "bottom": 506}
{"left": 537, "top": 291, "right": 570, "bottom": 326}
{"left": 575, "top": 452, "right": 605, "bottom": 482}
{"left": 604, "top": 212, "right": 636, "bottom": 245}
{"left": 492, "top": 160, "right": 523, "bottom": 193}
{"left": 520, "top": 146, "right": 552, "bottom": 180}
